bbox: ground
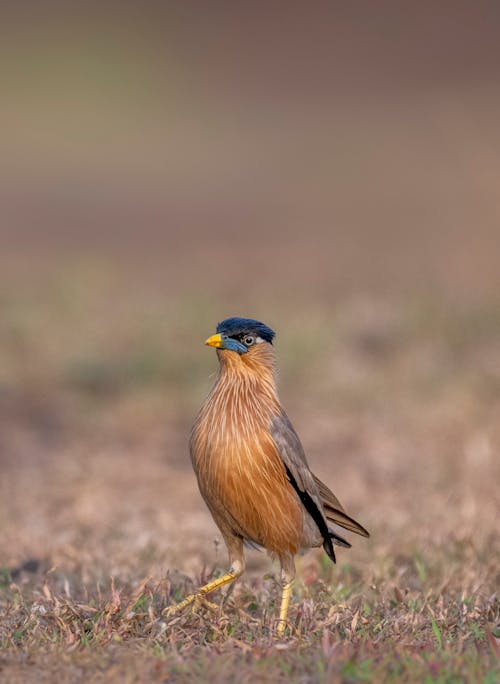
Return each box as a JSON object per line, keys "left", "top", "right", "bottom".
{"left": 0, "top": 257, "right": 499, "bottom": 683}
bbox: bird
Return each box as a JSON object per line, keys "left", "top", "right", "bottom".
{"left": 170, "top": 317, "right": 369, "bottom": 635}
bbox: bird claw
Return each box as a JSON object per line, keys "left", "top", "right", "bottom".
{"left": 194, "top": 594, "right": 219, "bottom": 613}
{"left": 164, "top": 592, "right": 220, "bottom": 618}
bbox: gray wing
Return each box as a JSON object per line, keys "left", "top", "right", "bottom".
{"left": 270, "top": 413, "right": 344, "bottom": 560}
{"left": 270, "top": 412, "right": 323, "bottom": 512}
{"left": 313, "top": 475, "right": 370, "bottom": 537}
{"left": 271, "top": 413, "right": 370, "bottom": 541}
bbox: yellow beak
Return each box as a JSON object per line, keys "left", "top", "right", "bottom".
{"left": 205, "top": 333, "right": 224, "bottom": 348}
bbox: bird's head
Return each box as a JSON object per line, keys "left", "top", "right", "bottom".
{"left": 205, "top": 317, "right": 276, "bottom": 368}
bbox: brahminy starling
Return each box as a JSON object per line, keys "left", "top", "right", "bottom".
{"left": 171, "top": 317, "right": 369, "bottom": 634}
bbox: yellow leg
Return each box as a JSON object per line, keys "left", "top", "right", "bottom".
{"left": 166, "top": 570, "right": 240, "bottom": 616}
{"left": 276, "top": 580, "right": 293, "bottom": 636}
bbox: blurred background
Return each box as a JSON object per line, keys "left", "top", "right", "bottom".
{"left": 1, "top": 2, "right": 499, "bottom": 584}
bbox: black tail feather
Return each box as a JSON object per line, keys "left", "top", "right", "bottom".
{"left": 284, "top": 464, "right": 336, "bottom": 563}
{"left": 329, "top": 530, "right": 351, "bottom": 548}
{"left": 323, "top": 539, "right": 336, "bottom": 563}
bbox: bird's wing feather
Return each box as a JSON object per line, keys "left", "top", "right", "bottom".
{"left": 270, "top": 413, "right": 370, "bottom": 540}
{"left": 270, "top": 413, "right": 336, "bottom": 561}
{"left": 313, "top": 475, "right": 370, "bottom": 537}
{"left": 313, "top": 475, "right": 345, "bottom": 511}
{"left": 270, "top": 413, "right": 321, "bottom": 503}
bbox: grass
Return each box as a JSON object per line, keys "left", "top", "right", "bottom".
{"left": 0, "top": 258, "right": 499, "bottom": 682}
{"left": 1, "top": 555, "right": 498, "bottom": 682}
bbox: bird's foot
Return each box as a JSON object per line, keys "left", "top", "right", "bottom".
{"left": 194, "top": 594, "right": 219, "bottom": 613}
{"left": 274, "top": 579, "right": 293, "bottom": 637}
{"left": 275, "top": 618, "right": 290, "bottom": 637}
{"left": 164, "top": 591, "right": 219, "bottom": 618}
{"left": 164, "top": 570, "right": 240, "bottom": 619}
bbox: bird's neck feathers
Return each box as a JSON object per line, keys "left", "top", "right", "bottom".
{"left": 217, "top": 343, "right": 276, "bottom": 382}
{"left": 200, "top": 343, "right": 280, "bottom": 434}
{"left": 191, "top": 343, "right": 281, "bottom": 487}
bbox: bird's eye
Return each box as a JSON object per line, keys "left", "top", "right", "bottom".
{"left": 243, "top": 335, "right": 255, "bottom": 346}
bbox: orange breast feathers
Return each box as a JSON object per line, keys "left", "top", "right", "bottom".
{"left": 190, "top": 364, "right": 304, "bottom": 555}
